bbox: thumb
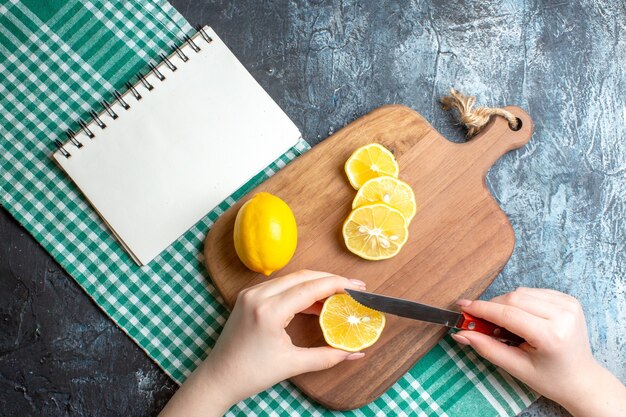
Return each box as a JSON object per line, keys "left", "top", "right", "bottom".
{"left": 452, "top": 331, "right": 531, "bottom": 379}
{"left": 292, "top": 346, "right": 364, "bottom": 374}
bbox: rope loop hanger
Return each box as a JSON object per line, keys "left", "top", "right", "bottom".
{"left": 441, "top": 88, "right": 521, "bottom": 138}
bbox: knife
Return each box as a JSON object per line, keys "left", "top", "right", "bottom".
{"left": 345, "top": 289, "right": 525, "bottom": 345}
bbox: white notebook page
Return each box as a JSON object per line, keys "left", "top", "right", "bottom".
{"left": 53, "top": 27, "right": 301, "bottom": 265}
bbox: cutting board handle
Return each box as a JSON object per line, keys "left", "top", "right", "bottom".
{"left": 464, "top": 106, "right": 534, "bottom": 176}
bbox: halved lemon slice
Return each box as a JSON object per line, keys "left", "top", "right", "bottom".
{"left": 320, "top": 293, "right": 386, "bottom": 352}
{"left": 342, "top": 203, "right": 408, "bottom": 260}
{"left": 353, "top": 177, "right": 417, "bottom": 222}
{"left": 344, "top": 143, "right": 399, "bottom": 189}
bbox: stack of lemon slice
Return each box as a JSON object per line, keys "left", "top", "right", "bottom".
{"left": 342, "top": 144, "right": 416, "bottom": 260}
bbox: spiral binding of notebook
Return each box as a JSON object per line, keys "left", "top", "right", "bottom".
{"left": 54, "top": 26, "right": 213, "bottom": 158}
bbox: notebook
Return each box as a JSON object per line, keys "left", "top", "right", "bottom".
{"left": 52, "top": 26, "right": 302, "bottom": 265}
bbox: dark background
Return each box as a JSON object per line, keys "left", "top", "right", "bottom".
{"left": 2, "top": 1, "right": 624, "bottom": 416}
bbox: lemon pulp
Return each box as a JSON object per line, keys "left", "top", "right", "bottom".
{"left": 344, "top": 143, "right": 399, "bottom": 189}
{"left": 342, "top": 203, "right": 408, "bottom": 260}
{"left": 320, "top": 293, "right": 386, "bottom": 352}
{"left": 353, "top": 176, "right": 417, "bottom": 222}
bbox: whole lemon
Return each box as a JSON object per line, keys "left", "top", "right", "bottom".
{"left": 233, "top": 192, "right": 297, "bottom": 276}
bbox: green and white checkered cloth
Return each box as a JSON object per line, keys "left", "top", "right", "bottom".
{"left": 0, "top": 1, "right": 537, "bottom": 415}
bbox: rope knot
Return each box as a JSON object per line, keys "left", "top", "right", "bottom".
{"left": 440, "top": 88, "right": 520, "bottom": 138}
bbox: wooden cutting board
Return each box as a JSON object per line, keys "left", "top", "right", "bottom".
{"left": 204, "top": 105, "right": 533, "bottom": 410}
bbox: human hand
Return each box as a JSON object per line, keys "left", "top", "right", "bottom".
{"left": 451, "top": 287, "right": 626, "bottom": 417}
{"left": 159, "top": 270, "right": 367, "bottom": 417}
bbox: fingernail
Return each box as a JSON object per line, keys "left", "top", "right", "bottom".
{"left": 350, "top": 279, "right": 366, "bottom": 288}
{"left": 346, "top": 352, "right": 365, "bottom": 360}
{"left": 451, "top": 333, "right": 471, "bottom": 346}
{"left": 456, "top": 299, "right": 472, "bottom": 307}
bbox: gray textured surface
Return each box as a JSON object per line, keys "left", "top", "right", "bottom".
{"left": 1, "top": 0, "right": 624, "bottom": 416}
{"left": 0, "top": 211, "right": 176, "bottom": 415}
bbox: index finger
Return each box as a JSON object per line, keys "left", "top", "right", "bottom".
{"left": 251, "top": 270, "right": 338, "bottom": 298}
{"left": 461, "top": 300, "right": 547, "bottom": 345}
{"left": 270, "top": 275, "right": 363, "bottom": 318}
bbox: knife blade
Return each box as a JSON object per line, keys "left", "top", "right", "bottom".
{"left": 345, "top": 289, "right": 525, "bottom": 345}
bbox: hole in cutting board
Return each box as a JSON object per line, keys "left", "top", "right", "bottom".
{"left": 510, "top": 117, "right": 522, "bottom": 131}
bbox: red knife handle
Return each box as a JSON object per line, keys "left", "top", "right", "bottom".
{"left": 458, "top": 312, "right": 525, "bottom": 345}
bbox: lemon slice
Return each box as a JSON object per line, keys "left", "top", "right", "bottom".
{"left": 320, "top": 293, "right": 386, "bottom": 352}
{"left": 344, "top": 143, "right": 399, "bottom": 189}
{"left": 352, "top": 177, "right": 417, "bottom": 222}
{"left": 342, "top": 203, "right": 408, "bottom": 260}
